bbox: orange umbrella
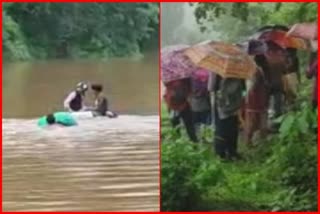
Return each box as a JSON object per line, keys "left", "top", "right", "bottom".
{"left": 184, "top": 41, "right": 257, "bottom": 79}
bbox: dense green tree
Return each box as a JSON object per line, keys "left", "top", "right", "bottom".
{"left": 3, "top": 3, "right": 159, "bottom": 60}
{"left": 194, "top": 3, "right": 317, "bottom": 26}
{"left": 3, "top": 8, "right": 30, "bottom": 60}
{"left": 192, "top": 3, "right": 317, "bottom": 42}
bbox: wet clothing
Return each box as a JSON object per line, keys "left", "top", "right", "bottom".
{"left": 244, "top": 68, "right": 269, "bottom": 144}
{"left": 208, "top": 73, "right": 245, "bottom": 159}
{"left": 190, "top": 72, "right": 211, "bottom": 126}
{"left": 64, "top": 91, "right": 84, "bottom": 112}
{"left": 246, "top": 69, "right": 269, "bottom": 111}
{"left": 93, "top": 94, "right": 108, "bottom": 116}
{"left": 38, "top": 112, "right": 77, "bottom": 127}
{"left": 189, "top": 93, "right": 211, "bottom": 113}
{"left": 189, "top": 91, "right": 211, "bottom": 124}
{"left": 192, "top": 110, "right": 211, "bottom": 126}
{"left": 211, "top": 75, "right": 245, "bottom": 119}
{"left": 164, "top": 78, "right": 198, "bottom": 142}
{"left": 170, "top": 105, "right": 198, "bottom": 143}
{"left": 163, "top": 78, "right": 191, "bottom": 112}
{"left": 214, "top": 104, "right": 239, "bottom": 159}
{"left": 265, "top": 59, "right": 286, "bottom": 118}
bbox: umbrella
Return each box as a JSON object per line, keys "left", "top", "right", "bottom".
{"left": 287, "top": 23, "right": 317, "bottom": 40}
{"left": 250, "top": 25, "right": 289, "bottom": 40}
{"left": 161, "top": 45, "right": 198, "bottom": 83}
{"left": 253, "top": 29, "right": 308, "bottom": 50}
{"left": 257, "top": 25, "right": 289, "bottom": 32}
{"left": 184, "top": 41, "right": 257, "bottom": 79}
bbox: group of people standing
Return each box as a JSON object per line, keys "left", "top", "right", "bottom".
{"left": 163, "top": 37, "right": 317, "bottom": 161}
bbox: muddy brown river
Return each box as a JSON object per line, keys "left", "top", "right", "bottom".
{"left": 2, "top": 54, "right": 159, "bottom": 211}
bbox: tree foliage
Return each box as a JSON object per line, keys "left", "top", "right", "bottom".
{"left": 194, "top": 3, "right": 317, "bottom": 25}
{"left": 193, "top": 3, "right": 318, "bottom": 42}
{"left": 3, "top": 9, "right": 30, "bottom": 60}
{"left": 3, "top": 3, "right": 159, "bottom": 60}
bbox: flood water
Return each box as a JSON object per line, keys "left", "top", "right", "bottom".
{"left": 2, "top": 54, "right": 160, "bottom": 211}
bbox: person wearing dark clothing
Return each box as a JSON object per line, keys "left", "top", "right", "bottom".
{"left": 90, "top": 84, "right": 117, "bottom": 118}
{"left": 164, "top": 78, "right": 198, "bottom": 142}
{"left": 190, "top": 71, "right": 211, "bottom": 138}
{"left": 64, "top": 82, "right": 88, "bottom": 112}
{"left": 91, "top": 84, "right": 108, "bottom": 116}
{"left": 244, "top": 67, "right": 269, "bottom": 146}
{"left": 170, "top": 105, "right": 198, "bottom": 143}
{"left": 264, "top": 41, "right": 287, "bottom": 118}
{"left": 208, "top": 73, "right": 245, "bottom": 160}
{"left": 214, "top": 106, "right": 239, "bottom": 159}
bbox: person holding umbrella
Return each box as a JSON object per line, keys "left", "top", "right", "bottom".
{"left": 164, "top": 78, "right": 198, "bottom": 142}
{"left": 185, "top": 42, "right": 251, "bottom": 160}
{"left": 189, "top": 69, "right": 211, "bottom": 139}
{"left": 207, "top": 72, "right": 245, "bottom": 160}
{"left": 243, "top": 40, "right": 270, "bottom": 147}
{"left": 161, "top": 45, "right": 198, "bottom": 142}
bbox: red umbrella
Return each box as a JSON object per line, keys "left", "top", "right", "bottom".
{"left": 258, "top": 30, "right": 308, "bottom": 50}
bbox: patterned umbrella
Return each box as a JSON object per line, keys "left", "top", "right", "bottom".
{"left": 161, "top": 45, "right": 198, "bottom": 83}
{"left": 184, "top": 41, "right": 257, "bottom": 79}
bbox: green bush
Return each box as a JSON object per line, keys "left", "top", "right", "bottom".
{"left": 161, "top": 98, "right": 317, "bottom": 211}
{"left": 265, "top": 103, "right": 317, "bottom": 211}
{"left": 161, "top": 136, "right": 224, "bottom": 211}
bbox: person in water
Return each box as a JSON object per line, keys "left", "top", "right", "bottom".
{"left": 63, "top": 82, "right": 89, "bottom": 112}
{"left": 90, "top": 84, "right": 117, "bottom": 118}
{"left": 38, "top": 112, "right": 77, "bottom": 127}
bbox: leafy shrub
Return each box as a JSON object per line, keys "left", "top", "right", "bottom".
{"left": 266, "top": 103, "right": 317, "bottom": 211}
{"left": 161, "top": 137, "right": 224, "bottom": 211}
